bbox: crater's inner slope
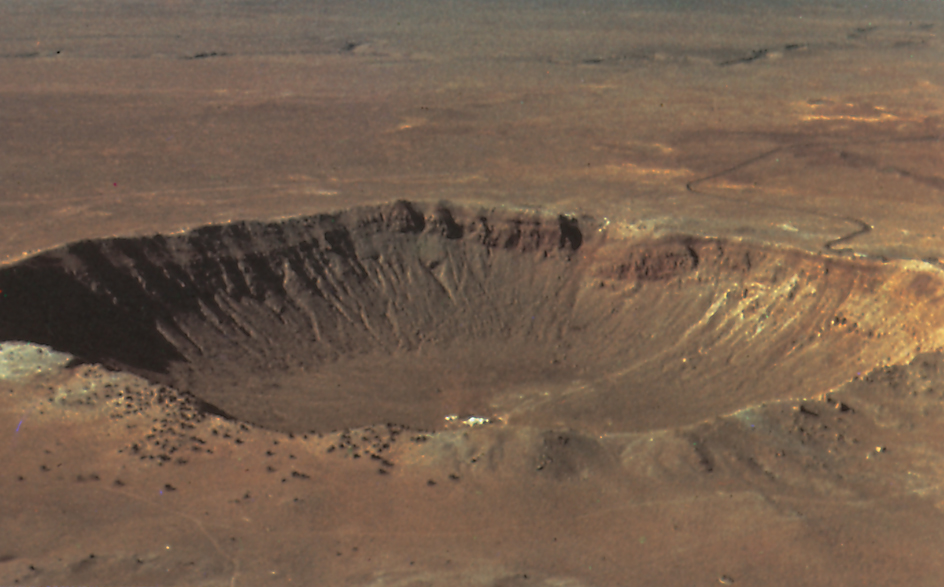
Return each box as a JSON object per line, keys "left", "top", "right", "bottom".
{"left": 2, "top": 201, "right": 943, "bottom": 434}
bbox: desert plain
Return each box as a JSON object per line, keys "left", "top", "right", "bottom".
{"left": 1, "top": 1, "right": 944, "bottom": 586}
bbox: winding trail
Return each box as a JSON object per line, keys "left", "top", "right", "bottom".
{"left": 684, "top": 142, "right": 876, "bottom": 256}
{"left": 822, "top": 217, "right": 873, "bottom": 255}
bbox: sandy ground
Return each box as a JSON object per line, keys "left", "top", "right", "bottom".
{"left": 1, "top": 1, "right": 944, "bottom": 586}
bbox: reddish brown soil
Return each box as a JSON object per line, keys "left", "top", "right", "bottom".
{"left": 1, "top": 1, "right": 943, "bottom": 586}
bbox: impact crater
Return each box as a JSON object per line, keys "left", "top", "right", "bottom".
{"left": 2, "top": 201, "right": 943, "bottom": 434}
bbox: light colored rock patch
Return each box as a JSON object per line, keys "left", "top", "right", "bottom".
{"left": 0, "top": 342, "right": 72, "bottom": 381}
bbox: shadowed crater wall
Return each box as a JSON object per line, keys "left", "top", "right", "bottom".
{"left": 2, "top": 201, "right": 943, "bottom": 434}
